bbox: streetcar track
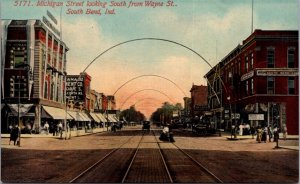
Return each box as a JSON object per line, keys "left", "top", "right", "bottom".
{"left": 171, "top": 142, "right": 224, "bottom": 183}
{"left": 69, "top": 132, "right": 142, "bottom": 183}
{"left": 121, "top": 133, "right": 144, "bottom": 183}
{"left": 152, "top": 130, "right": 174, "bottom": 183}
{"left": 153, "top": 129, "right": 223, "bottom": 183}
{"left": 70, "top": 128, "right": 223, "bottom": 183}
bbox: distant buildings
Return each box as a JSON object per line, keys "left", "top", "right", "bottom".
{"left": 205, "top": 30, "right": 298, "bottom": 134}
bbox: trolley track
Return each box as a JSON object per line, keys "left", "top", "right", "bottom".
{"left": 69, "top": 128, "right": 223, "bottom": 183}
{"left": 152, "top": 129, "right": 223, "bottom": 183}
{"left": 69, "top": 132, "right": 143, "bottom": 183}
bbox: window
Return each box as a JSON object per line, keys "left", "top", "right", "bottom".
{"left": 44, "top": 81, "right": 48, "bottom": 99}
{"left": 251, "top": 79, "right": 254, "bottom": 94}
{"left": 246, "top": 80, "right": 249, "bottom": 94}
{"left": 245, "top": 56, "right": 248, "bottom": 72}
{"left": 267, "top": 48, "right": 275, "bottom": 68}
{"left": 250, "top": 53, "right": 254, "bottom": 69}
{"left": 267, "top": 77, "right": 275, "bottom": 94}
{"left": 288, "top": 77, "right": 295, "bottom": 94}
{"left": 288, "top": 48, "right": 295, "bottom": 68}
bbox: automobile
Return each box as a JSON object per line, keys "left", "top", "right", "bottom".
{"left": 142, "top": 121, "right": 150, "bottom": 131}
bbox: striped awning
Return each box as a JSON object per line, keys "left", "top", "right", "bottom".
{"left": 96, "top": 113, "right": 107, "bottom": 123}
{"left": 89, "top": 112, "right": 101, "bottom": 123}
{"left": 42, "top": 106, "right": 73, "bottom": 120}
{"left": 68, "top": 111, "right": 91, "bottom": 122}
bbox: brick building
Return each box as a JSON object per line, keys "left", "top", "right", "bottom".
{"left": 1, "top": 19, "right": 69, "bottom": 133}
{"left": 205, "top": 30, "right": 298, "bottom": 134}
{"left": 189, "top": 84, "right": 208, "bottom": 117}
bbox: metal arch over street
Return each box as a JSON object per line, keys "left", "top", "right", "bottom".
{"left": 112, "top": 74, "right": 187, "bottom": 97}
{"left": 81, "top": 37, "right": 225, "bottom": 105}
{"left": 134, "top": 97, "right": 163, "bottom": 106}
{"left": 119, "top": 89, "right": 175, "bottom": 110}
{"left": 81, "top": 38, "right": 214, "bottom": 74}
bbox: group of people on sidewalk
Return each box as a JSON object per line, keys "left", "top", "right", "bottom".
{"left": 252, "top": 125, "right": 287, "bottom": 143}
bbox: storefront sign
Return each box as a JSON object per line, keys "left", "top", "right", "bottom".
{"left": 241, "top": 70, "right": 254, "bottom": 81}
{"left": 231, "top": 113, "right": 240, "bottom": 119}
{"left": 66, "top": 76, "right": 84, "bottom": 101}
{"left": 248, "top": 114, "right": 264, "bottom": 120}
{"left": 256, "top": 69, "right": 298, "bottom": 76}
{"left": 43, "top": 16, "right": 60, "bottom": 37}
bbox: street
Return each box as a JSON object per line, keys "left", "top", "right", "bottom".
{"left": 1, "top": 125, "right": 298, "bottom": 183}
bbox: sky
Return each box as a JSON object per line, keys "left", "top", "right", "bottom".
{"left": 1, "top": 0, "right": 298, "bottom": 118}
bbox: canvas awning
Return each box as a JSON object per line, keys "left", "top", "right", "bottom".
{"left": 108, "top": 114, "right": 117, "bottom": 122}
{"left": 89, "top": 112, "right": 101, "bottom": 123}
{"left": 68, "top": 111, "right": 91, "bottom": 122}
{"left": 112, "top": 114, "right": 119, "bottom": 122}
{"left": 96, "top": 113, "right": 107, "bottom": 123}
{"left": 80, "top": 112, "right": 91, "bottom": 122}
{"left": 42, "top": 106, "right": 73, "bottom": 120}
{"left": 7, "top": 104, "right": 33, "bottom": 117}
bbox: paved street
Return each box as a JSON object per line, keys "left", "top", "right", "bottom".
{"left": 1, "top": 125, "right": 298, "bottom": 183}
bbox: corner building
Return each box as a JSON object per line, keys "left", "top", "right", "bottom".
{"left": 1, "top": 20, "right": 69, "bottom": 133}
{"left": 205, "top": 30, "right": 298, "bottom": 135}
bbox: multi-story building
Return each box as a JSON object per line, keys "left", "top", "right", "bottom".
{"left": 189, "top": 84, "right": 208, "bottom": 118}
{"left": 205, "top": 30, "right": 298, "bottom": 134}
{"left": 183, "top": 97, "right": 191, "bottom": 116}
{"left": 1, "top": 19, "right": 69, "bottom": 133}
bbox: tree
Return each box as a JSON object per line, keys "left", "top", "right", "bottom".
{"left": 150, "top": 102, "right": 183, "bottom": 124}
{"left": 120, "top": 105, "right": 146, "bottom": 122}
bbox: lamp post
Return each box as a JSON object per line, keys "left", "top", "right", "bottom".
{"left": 17, "top": 64, "right": 34, "bottom": 147}
{"left": 227, "top": 71, "right": 237, "bottom": 139}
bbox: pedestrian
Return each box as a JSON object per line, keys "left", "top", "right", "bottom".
{"left": 273, "top": 127, "right": 279, "bottom": 142}
{"left": 261, "top": 127, "right": 267, "bottom": 143}
{"left": 250, "top": 126, "right": 255, "bottom": 139}
{"left": 267, "top": 126, "right": 273, "bottom": 142}
{"left": 256, "top": 126, "right": 262, "bottom": 143}
{"left": 282, "top": 125, "right": 287, "bottom": 140}
{"left": 9, "top": 125, "right": 19, "bottom": 145}
{"left": 53, "top": 123, "right": 57, "bottom": 136}
{"left": 44, "top": 121, "right": 49, "bottom": 135}
{"left": 58, "top": 122, "right": 63, "bottom": 137}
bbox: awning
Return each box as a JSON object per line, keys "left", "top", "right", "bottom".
{"left": 7, "top": 104, "right": 33, "bottom": 117}
{"left": 68, "top": 111, "right": 91, "bottom": 122}
{"left": 96, "top": 113, "right": 107, "bottom": 123}
{"left": 89, "top": 112, "right": 101, "bottom": 123}
{"left": 108, "top": 114, "right": 117, "bottom": 122}
{"left": 42, "top": 106, "right": 73, "bottom": 120}
{"left": 80, "top": 112, "right": 91, "bottom": 122}
{"left": 112, "top": 114, "right": 119, "bottom": 122}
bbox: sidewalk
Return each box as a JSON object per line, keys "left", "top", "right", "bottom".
{"left": 182, "top": 128, "right": 299, "bottom": 151}
{"left": 1, "top": 127, "right": 111, "bottom": 139}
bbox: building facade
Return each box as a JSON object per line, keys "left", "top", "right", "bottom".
{"left": 189, "top": 84, "right": 208, "bottom": 118}
{"left": 1, "top": 19, "right": 69, "bottom": 133}
{"left": 205, "top": 30, "right": 298, "bottom": 134}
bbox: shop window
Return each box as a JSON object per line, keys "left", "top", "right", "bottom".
{"left": 267, "top": 48, "right": 275, "bottom": 68}
{"left": 267, "top": 77, "right": 275, "bottom": 94}
{"left": 288, "top": 77, "right": 295, "bottom": 94}
{"left": 288, "top": 48, "right": 295, "bottom": 68}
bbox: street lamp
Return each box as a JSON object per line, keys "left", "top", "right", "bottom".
{"left": 17, "top": 64, "right": 34, "bottom": 147}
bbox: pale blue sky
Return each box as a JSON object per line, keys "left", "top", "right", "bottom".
{"left": 1, "top": 0, "right": 298, "bottom": 116}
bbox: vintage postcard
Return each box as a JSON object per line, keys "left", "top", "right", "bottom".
{"left": 1, "top": 0, "right": 298, "bottom": 183}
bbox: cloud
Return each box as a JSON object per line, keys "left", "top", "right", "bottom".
{"left": 63, "top": 17, "right": 112, "bottom": 74}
